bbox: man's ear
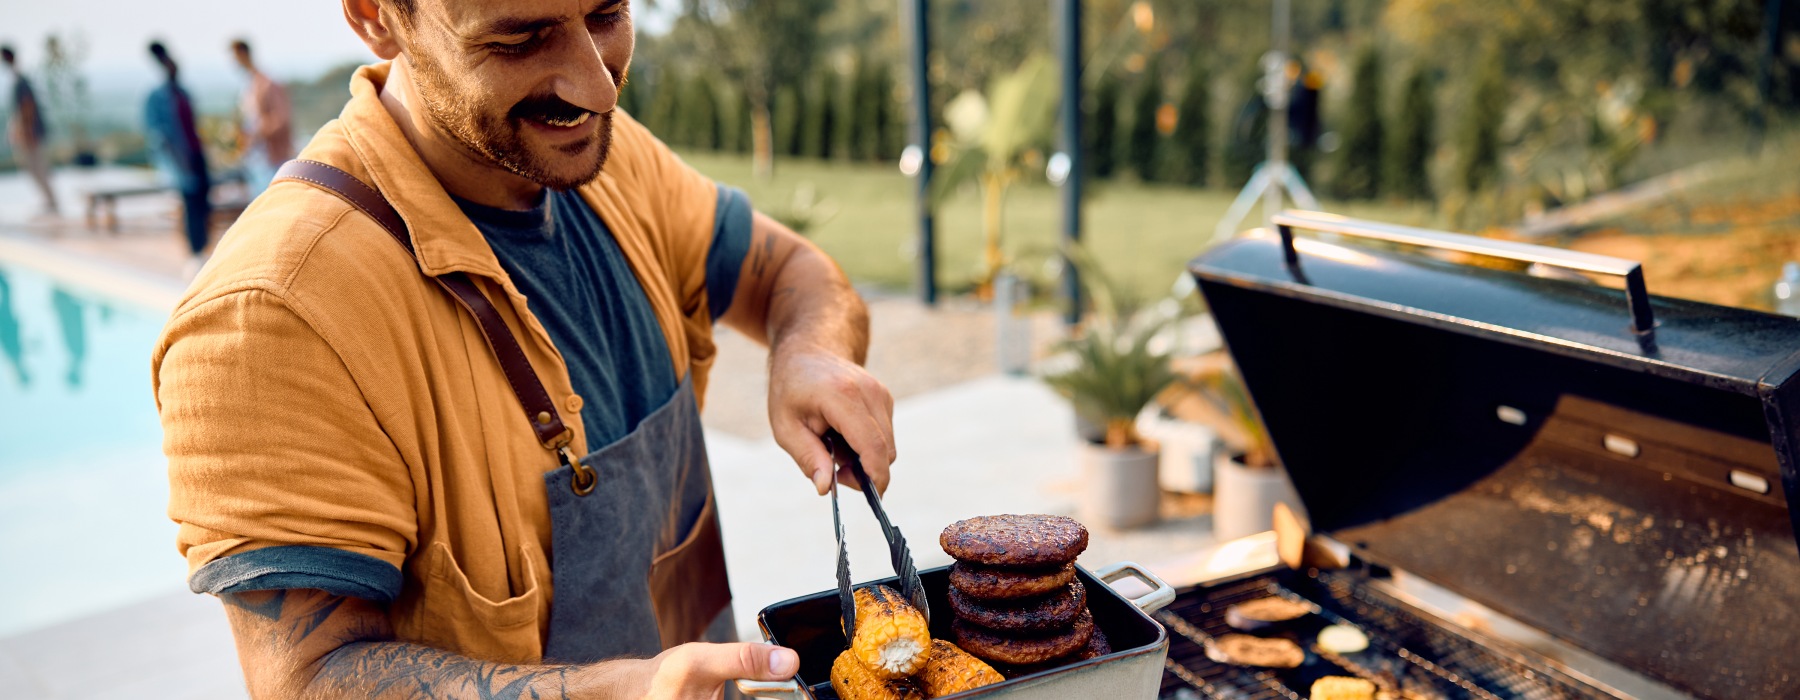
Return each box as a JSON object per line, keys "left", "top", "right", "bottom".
{"left": 344, "top": 0, "right": 403, "bottom": 60}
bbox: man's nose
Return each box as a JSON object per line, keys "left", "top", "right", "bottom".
{"left": 547, "top": 28, "right": 618, "bottom": 115}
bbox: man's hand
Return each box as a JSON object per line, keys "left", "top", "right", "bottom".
{"left": 722, "top": 212, "right": 896, "bottom": 496}
{"left": 220, "top": 587, "right": 799, "bottom": 699}
{"left": 769, "top": 341, "right": 896, "bottom": 496}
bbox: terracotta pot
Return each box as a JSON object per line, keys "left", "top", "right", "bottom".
{"left": 1079, "top": 443, "right": 1161, "bottom": 530}
{"left": 1212, "top": 452, "right": 1302, "bottom": 542}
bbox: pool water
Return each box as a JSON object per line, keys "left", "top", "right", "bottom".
{"left": 0, "top": 261, "right": 184, "bottom": 637}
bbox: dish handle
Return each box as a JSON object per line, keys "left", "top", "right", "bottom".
{"left": 1094, "top": 561, "right": 1176, "bottom": 614}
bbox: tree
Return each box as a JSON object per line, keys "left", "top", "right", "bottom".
{"left": 685, "top": 73, "right": 720, "bottom": 151}
{"left": 1332, "top": 44, "right": 1384, "bottom": 199}
{"left": 1457, "top": 43, "right": 1506, "bottom": 194}
{"left": 1222, "top": 57, "right": 1268, "bottom": 188}
{"left": 1169, "top": 60, "right": 1211, "bottom": 186}
{"left": 801, "top": 69, "right": 838, "bottom": 160}
{"left": 679, "top": 0, "right": 833, "bottom": 175}
{"left": 643, "top": 68, "right": 682, "bottom": 145}
{"left": 1385, "top": 65, "right": 1435, "bottom": 201}
{"left": 1124, "top": 60, "right": 1164, "bottom": 182}
{"left": 773, "top": 85, "right": 802, "bottom": 156}
{"left": 1086, "top": 73, "right": 1122, "bottom": 179}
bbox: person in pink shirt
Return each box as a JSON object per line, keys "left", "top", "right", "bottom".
{"left": 230, "top": 39, "right": 292, "bottom": 197}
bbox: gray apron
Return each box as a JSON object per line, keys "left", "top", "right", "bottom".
{"left": 543, "top": 377, "right": 736, "bottom": 662}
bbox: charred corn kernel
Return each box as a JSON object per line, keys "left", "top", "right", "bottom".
{"left": 849, "top": 585, "right": 931, "bottom": 678}
{"left": 831, "top": 650, "right": 926, "bottom": 700}
{"left": 1309, "top": 675, "right": 1376, "bottom": 700}
{"left": 917, "top": 639, "right": 1003, "bottom": 698}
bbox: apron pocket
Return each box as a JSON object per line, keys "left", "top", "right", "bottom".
{"left": 647, "top": 489, "right": 732, "bottom": 649}
{"left": 418, "top": 540, "right": 547, "bottom": 663}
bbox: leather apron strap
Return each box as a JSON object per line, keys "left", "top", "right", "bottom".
{"left": 274, "top": 159, "right": 598, "bottom": 495}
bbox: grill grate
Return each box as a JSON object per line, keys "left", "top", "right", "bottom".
{"left": 1156, "top": 570, "right": 1606, "bottom": 700}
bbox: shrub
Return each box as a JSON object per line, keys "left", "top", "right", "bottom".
{"left": 1332, "top": 44, "right": 1384, "bottom": 199}
{"left": 1169, "top": 59, "right": 1211, "bottom": 186}
{"left": 1385, "top": 65, "right": 1435, "bottom": 201}
{"left": 1086, "top": 73, "right": 1122, "bottom": 179}
{"left": 1125, "top": 60, "right": 1164, "bottom": 182}
{"left": 1457, "top": 44, "right": 1507, "bottom": 194}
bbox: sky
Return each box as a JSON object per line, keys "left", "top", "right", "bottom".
{"left": 3, "top": 0, "right": 679, "bottom": 104}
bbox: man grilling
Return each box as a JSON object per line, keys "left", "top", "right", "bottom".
{"left": 151, "top": 0, "right": 896, "bottom": 697}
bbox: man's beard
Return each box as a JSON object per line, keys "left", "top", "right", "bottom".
{"left": 408, "top": 52, "right": 614, "bottom": 191}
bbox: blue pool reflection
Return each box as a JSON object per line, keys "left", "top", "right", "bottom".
{"left": 0, "top": 262, "right": 183, "bottom": 637}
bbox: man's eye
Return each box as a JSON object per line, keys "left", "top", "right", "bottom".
{"left": 589, "top": 2, "right": 628, "bottom": 26}
{"left": 488, "top": 36, "right": 541, "bottom": 55}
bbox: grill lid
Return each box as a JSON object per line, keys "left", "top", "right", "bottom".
{"left": 1188, "top": 213, "right": 1800, "bottom": 699}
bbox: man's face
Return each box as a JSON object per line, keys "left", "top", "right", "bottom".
{"left": 397, "top": 0, "right": 633, "bottom": 190}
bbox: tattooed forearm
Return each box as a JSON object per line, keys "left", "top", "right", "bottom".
{"left": 316, "top": 641, "right": 576, "bottom": 700}
{"left": 219, "top": 589, "right": 615, "bottom": 699}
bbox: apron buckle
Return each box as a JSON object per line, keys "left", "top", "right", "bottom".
{"left": 562, "top": 444, "right": 597, "bottom": 496}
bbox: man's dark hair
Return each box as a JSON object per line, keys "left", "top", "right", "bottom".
{"left": 148, "top": 41, "right": 170, "bottom": 62}
{"left": 1, "top": 45, "right": 14, "bottom": 66}
{"left": 230, "top": 39, "right": 251, "bottom": 57}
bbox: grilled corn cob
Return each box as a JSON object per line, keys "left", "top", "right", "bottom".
{"left": 916, "top": 639, "right": 1003, "bottom": 698}
{"left": 1309, "top": 676, "right": 1376, "bottom": 700}
{"left": 848, "top": 585, "right": 931, "bottom": 678}
{"left": 831, "top": 650, "right": 926, "bottom": 700}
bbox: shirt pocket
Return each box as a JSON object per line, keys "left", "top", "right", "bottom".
{"left": 415, "top": 539, "right": 547, "bottom": 663}
{"left": 647, "top": 489, "right": 731, "bottom": 649}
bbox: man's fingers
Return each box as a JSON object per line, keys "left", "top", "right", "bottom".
{"left": 772, "top": 416, "right": 835, "bottom": 495}
{"left": 822, "top": 399, "right": 892, "bottom": 496}
{"left": 661, "top": 642, "right": 800, "bottom": 694}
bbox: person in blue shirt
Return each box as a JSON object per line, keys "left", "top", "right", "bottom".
{"left": 143, "top": 41, "right": 211, "bottom": 271}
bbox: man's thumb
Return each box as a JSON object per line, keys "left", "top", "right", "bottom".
{"left": 681, "top": 642, "right": 801, "bottom": 684}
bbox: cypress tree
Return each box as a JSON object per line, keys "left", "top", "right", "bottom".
{"left": 645, "top": 69, "right": 681, "bottom": 145}
{"left": 1457, "top": 44, "right": 1506, "bottom": 194}
{"left": 1223, "top": 58, "right": 1268, "bottom": 188}
{"left": 852, "top": 59, "right": 879, "bottom": 161}
{"left": 687, "top": 74, "right": 720, "bottom": 151}
{"left": 1125, "top": 62, "right": 1164, "bottom": 182}
{"left": 774, "top": 84, "right": 802, "bottom": 157}
{"left": 1086, "top": 73, "right": 1122, "bottom": 179}
{"left": 872, "top": 63, "right": 901, "bottom": 161}
{"left": 1385, "top": 65, "right": 1435, "bottom": 201}
{"left": 1169, "top": 60, "right": 1211, "bottom": 186}
{"left": 802, "top": 69, "right": 837, "bottom": 160}
{"left": 1332, "top": 44, "right": 1384, "bottom": 199}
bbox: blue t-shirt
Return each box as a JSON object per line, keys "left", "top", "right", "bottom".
{"left": 454, "top": 184, "right": 752, "bottom": 448}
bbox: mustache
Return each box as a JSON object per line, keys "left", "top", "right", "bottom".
{"left": 509, "top": 94, "right": 595, "bottom": 123}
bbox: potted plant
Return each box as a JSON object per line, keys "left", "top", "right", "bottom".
{"left": 1182, "top": 352, "right": 1301, "bottom": 541}
{"left": 1043, "top": 247, "right": 1180, "bottom": 530}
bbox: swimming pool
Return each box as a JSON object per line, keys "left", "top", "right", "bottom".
{"left": 0, "top": 260, "right": 184, "bottom": 637}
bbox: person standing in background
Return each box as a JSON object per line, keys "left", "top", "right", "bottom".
{"left": 4, "top": 45, "right": 59, "bottom": 218}
{"left": 229, "top": 39, "right": 291, "bottom": 197}
{"left": 143, "top": 41, "right": 212, "bottom": 275}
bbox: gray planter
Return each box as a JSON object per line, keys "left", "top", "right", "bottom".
{"left": 1079, "top": 443, "right": 1161, "bottom": 530}
{"left": 1211, "top": 452, "right": 1302, "bottom": 542}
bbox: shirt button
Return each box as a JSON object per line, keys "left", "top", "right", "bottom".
{"left": 567, "top": 394, "right": 584, "bottom": 412}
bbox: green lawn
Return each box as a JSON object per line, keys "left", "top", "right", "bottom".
{"left": 679, "top": 151, "right": 1434, "bottom": 303}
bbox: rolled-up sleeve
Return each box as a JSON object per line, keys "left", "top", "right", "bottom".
{"left": 154, "top": 288, "right": 415, "bottom": 602}
{"left": 704, "top": 184, "right": 753, "bottom": 320}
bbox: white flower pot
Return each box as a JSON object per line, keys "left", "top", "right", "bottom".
{"left": 1212, "top": 452, "right": 1302, "bottom": 542}
{"left": 1134, "top": 410, "right": 1217, "bottom": 494}
{"left": 1080, "top": 443, "right": 1162, "bottom": 530}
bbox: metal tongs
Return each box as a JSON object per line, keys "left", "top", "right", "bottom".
{"left": 823, "top": 428, "right": 929, "bottom": 645}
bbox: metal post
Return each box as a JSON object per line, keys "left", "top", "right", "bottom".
{"left": 1057, "top": 0, "right": 1083, "bottom": 325}
{"left": 907, "top": 0, "right": 937, "bottom": 305}
{"left": 1263, "top": 0, "right": 1290, "bottom": 228}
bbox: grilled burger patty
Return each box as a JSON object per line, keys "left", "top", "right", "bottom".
{"left": 948, "top": 579, "right": 1086, "bottom": 633}
{"left": 1204, "top": 634, "right": 1306, "bottom": 668}
{"left": 993, "top": 625, "right": 1113, "bottom": 679}
{"left": 940, "top": 514, "right": 1089, "bottom": 568}
{"left": 951, "top": 608, "right": 1096, "bottom": 666}
{"left": 948, "top": 561, "right": 1077, "bottom": 600}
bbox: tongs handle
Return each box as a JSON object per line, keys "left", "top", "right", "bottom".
{"left": 823, "top": 429, "right": 931, "bottom": 626}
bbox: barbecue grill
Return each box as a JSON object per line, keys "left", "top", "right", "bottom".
{"left": 1171, "top": 211, "right": 1800, "bottom": 700}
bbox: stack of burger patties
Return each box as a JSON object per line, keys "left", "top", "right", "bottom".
{"left": 938, "top": 514, "right": 1110, "bottom": 676}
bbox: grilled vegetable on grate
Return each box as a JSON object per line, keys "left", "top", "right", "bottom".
{"left": 915, "top": 639, "right": 1003, "bottom": 697}
{"left": 831, "top": 650, "right": 926, "bottom": 700}
{"left": 1309, "top": 675, "right": 1376, "bottom": 700}
{"left": 848, "top": 585, "right": 932, "bottom": 678}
